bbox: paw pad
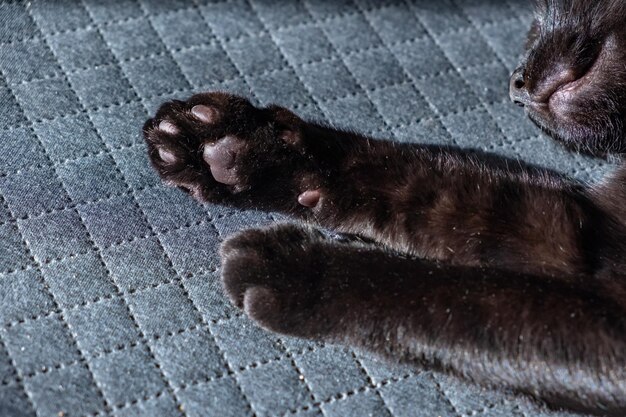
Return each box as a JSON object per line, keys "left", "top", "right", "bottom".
{"left": 203, "top": 135, "right": 245, "bottom": 186}
{"left": 157, "top": 147, "right": 177, "bottom": 164}
{"left": 191, "top": 104, "right": 219, "bottom": 124}
{"left": 158, "top": 120, "right": 179, "bottom": 134}
{"left": 298, "top": 189, "right": 321, "bottom": 208}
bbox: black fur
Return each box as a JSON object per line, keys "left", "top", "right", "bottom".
{"left": 143, "top": 1, "right": 626, "bottom": 415}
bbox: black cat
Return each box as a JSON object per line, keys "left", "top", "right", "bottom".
{"left": 143, "top": 1, "right": 626, "bottom": 415}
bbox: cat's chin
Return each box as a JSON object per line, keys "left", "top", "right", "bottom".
{"left": 526, "top": 108, "right": 624, "bottom": 157}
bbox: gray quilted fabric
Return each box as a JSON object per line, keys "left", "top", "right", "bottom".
{"left": 0, "top": 1, "right": 613, "bottom": 416}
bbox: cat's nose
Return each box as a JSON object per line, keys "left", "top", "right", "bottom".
{"left": 509, "top": 67, "right": 530, "bottom": 107}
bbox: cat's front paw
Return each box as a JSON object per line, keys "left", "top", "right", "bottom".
{"left": 220, "top": 224, "right": 332, "bottom": 337}
{"left": 143, "top": 92, "right": 320, "bottom": 209}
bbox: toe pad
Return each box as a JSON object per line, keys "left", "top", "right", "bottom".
{"left": 192, "top": 104, "right": 219, "bottom": 124}
{"left": 298, "top": 190, "right": 321, "bottom": 208}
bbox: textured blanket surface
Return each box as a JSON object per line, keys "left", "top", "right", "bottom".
{"left": 0, "top": 1, "right": 611, "bottom": 416}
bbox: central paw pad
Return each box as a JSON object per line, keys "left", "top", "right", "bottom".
{"left": 203, "top": 135, "right": 245, "bottom": 186}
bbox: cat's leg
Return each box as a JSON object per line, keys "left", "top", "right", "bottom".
{"left": 221, "top": 223, "right": 626, "bottom": 415}
{"left": 143, "top": 92, "right": 622, "bottom": 276}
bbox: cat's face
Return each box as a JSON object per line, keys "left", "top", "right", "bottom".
{"left": 510, "top": 0, "right": 626, "bottom": 155}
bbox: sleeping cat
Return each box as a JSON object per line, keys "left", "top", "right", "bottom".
{"left": 143, "top": 0, "right": 626, "bottom": 415}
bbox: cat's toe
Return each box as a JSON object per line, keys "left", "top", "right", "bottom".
{"left": 152, "top": 120, "right": 183, "bottom": 164}
{"left": 220, "top": 235, "right": 288, "bottom": 325}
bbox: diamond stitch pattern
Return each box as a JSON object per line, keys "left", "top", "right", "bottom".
{"left": 0, "top": 1, "right": 611, "bottom": 416}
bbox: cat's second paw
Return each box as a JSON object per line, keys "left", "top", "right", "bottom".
{"left": 220, "top": 224, "right": 332, "bottom": 337}
{"left": 143, "top": 92, "right": 319, "bottom": 209}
